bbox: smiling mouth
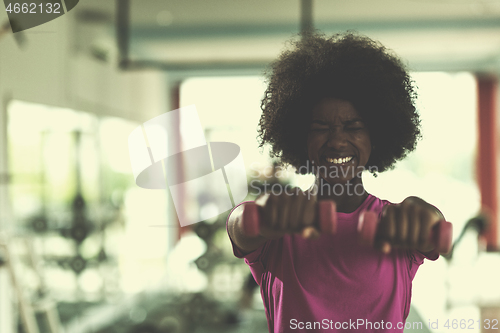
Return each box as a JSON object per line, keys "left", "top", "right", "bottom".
{"left": 324, "top": 156, "right": 354, "bottom": 165}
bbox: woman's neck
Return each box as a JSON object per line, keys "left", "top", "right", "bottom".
{"left": 314, "top": 176, "right": 368, "bottom": 213}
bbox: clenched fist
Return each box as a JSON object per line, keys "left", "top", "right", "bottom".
{"left": 374, "top": 196, "right": 444, "bottom": 254}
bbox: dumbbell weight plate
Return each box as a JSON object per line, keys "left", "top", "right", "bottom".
{"left": 318, "top": 200, "right": 336, "bottom": 234}
{"left": 357, "top": 211, "right": 378, "bottom": 247}
{"left": 434, "top": 221, "right": 453, "bottom": 254}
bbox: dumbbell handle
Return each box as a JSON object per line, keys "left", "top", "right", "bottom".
{"left": 241, "top": 201, "right": 337, "bottom": 237}
{"left": 358, "top": 211, "right": 453, "bottom": 254}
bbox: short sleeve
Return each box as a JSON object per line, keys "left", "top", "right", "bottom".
{"left": 407, "top": 248, "right": 439, "bottom": 280}
{"left": 417, "top": 248, "right": 440, "bottom": 261}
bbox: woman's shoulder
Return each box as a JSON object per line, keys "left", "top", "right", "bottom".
{"left": 365, "top": 194, "right": 393, "bottom": 210}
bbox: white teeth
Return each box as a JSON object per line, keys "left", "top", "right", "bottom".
{"left": 326, "top": 156, "right": 353, "bottom": 164}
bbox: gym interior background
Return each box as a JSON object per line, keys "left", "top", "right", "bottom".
{"left": 0, "top": 0, "right": 499, "bottom": 332}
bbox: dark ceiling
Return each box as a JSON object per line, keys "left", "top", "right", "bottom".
{"left": 74, "top": 0, "right": 500, "bottom": 75}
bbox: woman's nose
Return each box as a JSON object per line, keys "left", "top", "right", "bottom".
{"left": 327, "top": 128, "right": 348, "bottom": 149}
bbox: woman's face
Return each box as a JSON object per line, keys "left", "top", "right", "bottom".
{"left": 307, "top": 98, "right": 371, "bottom": 184}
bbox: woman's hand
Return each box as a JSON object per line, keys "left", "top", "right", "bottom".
{"left": 228, "top": 188, "right": 325, "bottom": 254}
{"left": 255, "top": 189, "right": 322, "bottom": 240}
{"left": 375, "top": 196, "right": 444, "bottom": 254}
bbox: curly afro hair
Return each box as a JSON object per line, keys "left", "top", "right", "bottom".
{"left": 257, "top": 32, "right": 421, "bottom": 175}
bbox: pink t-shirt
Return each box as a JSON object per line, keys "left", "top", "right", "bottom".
{"left": 227, "top": 194, "right": 438, "bottom": 332}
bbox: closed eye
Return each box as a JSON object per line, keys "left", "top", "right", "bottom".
{"left": 309, "top": 127, "right": 328, "bottom": 132}
{"left": 310, "top": 118, "right": 365, "bottom": 131}
{"left": 344, "top": 119, "right": 365, "bottom": 127}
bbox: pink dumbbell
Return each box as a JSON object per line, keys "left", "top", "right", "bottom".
{"left": 357, "top": 211, "right": 453, "bottom": 254}
{"left": 241, "top": 201, "right": 337, "bottom": 237}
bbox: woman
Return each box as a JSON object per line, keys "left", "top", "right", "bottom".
{"left": 227, "top": 32, "right": 444, "bottom": 332}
